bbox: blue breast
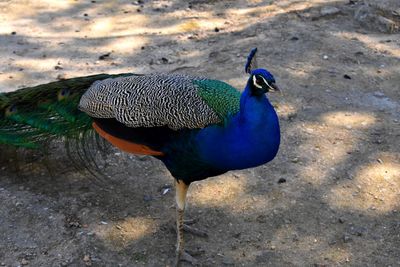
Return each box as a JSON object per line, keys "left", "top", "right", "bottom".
{"left": 195, "top": 91, "right": 280, "bottom": 171}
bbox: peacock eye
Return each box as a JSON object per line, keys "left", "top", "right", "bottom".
{"left": 5, "top": 104, "right": 17, "bottom": 116}
{"left": 58, "top": 88, "right": 70, "bottom": 100}
{"left": 255, "top": 76, "right": 265, "bottom": 85}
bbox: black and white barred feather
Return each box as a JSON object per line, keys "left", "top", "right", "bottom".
{"left": 78, "top": 74, "right": 221, "bottom": 130}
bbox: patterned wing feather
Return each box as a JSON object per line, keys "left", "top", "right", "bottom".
{"left": 79, "top": 74, "right": 241, "bottom": 130}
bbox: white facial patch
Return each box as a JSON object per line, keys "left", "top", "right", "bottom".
{"left": 253, "top": 75, "right": 274, "bottom": 91}
{"left": 252, "top": 75, "right": 262, "bottom": 89}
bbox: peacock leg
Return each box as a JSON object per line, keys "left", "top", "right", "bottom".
{"left": 174, "top": 180, "right": 198, "bottom": 266}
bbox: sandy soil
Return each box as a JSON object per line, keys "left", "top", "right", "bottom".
{"left": 0, "top": 0, "right": 400, "bottom": 266}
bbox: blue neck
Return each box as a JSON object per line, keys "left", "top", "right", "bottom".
{"left": 196, "top": 81, "right": 280, "bottom": 171}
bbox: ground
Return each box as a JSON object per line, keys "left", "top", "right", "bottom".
{"left": 0, "top": 0, "right": 400, "bottom": 266}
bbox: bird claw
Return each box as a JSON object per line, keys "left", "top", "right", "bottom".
{"left": 175, "top": 250, "right": 199, "bottom": 267}
{"left": 170, "top": 220, "right": 208, "bottom": 237}
{"left": 183, "top": 218, "right": 198, "bottom": 225}
{"left": 183, "top": 224, "right": 208, "bottom": 237}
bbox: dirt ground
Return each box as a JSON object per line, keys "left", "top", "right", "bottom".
{"left": 0, "top": 0, "right": 400, "bottom": 266}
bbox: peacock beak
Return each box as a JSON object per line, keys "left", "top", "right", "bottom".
{"left": 267, "top": 83, "right": 281, "bottom": 93}
{"left": 269, "top": 82, "right": 280, "bottom": 93}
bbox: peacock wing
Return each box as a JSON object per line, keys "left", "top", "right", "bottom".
{"left": 79, "top": 73, "right": 241, "bottom": 130}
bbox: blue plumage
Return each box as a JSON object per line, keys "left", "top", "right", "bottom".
{"left": 155, "top": 66, "right": 281, "bottom": 184}
{"left": 245, "top": 47, "right": 258, "bottom": 74}
{"left": 195, "top": 81, "right": 280, "bottom": 171}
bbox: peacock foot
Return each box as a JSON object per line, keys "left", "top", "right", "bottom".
{"left": 171, "top": 220, "right": 208, "bottom": 238}
{"left": 183, "top": 224, "right": 208, "bottom": 237}
{"left": 175, "top": 250, "right": 199, "bottom": 267}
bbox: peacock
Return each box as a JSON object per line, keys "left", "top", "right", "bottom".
{"left": 0, "top": 48, "right": 280, "bottom": 266}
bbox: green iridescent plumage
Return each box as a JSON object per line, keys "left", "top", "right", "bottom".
{"left": 0, "top": 73, "right": 132, "bottom": 149}
{"left": 194, "top": 79, "right": 241, "bottom": 123}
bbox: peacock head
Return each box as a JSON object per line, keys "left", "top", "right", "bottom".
{"left": 249, "top": 68, "right": 280, "bottom": 95}
{"left": 245, "top": 48, "right": 280, "bottom": 96}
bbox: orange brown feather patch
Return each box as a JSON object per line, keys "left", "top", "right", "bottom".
{"left": 92, "top": 122, "right": 164, "bottom": 156}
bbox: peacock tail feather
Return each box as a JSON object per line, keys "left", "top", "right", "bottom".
{"left": 0, "top": 73, "right": 132, "bottom": 149}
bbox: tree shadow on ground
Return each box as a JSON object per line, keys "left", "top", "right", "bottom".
{"left": 0, "top": 0, "right": 399, "bottom": 266}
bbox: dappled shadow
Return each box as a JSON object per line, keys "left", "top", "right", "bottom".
{"left": 1, "top": 0, "right": 400, "bottom": 266}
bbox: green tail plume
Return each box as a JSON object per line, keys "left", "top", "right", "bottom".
{"left": 0, "top": 73, "right": 132, "bottom": 149}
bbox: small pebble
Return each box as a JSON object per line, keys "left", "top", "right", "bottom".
{"left": 278, "top": 178, "right": 286, "bottom": 184}
{"left": 214, "top": 27, "right": 220, "bottom": 32}
{"left": 222, "top": 256, "right": 234, "bottom": 265}
{"left": 343, "top": 74, "right": 351, "bottom": 79}
{"left": 57, "top": 74, "right": 67, "bottom": 80}
{"left": 323, "top": 55, "right": 329, "bottom": 60}
{"left": 233, "top": 232, "right": 241, "bottom": 238}
{"left": 162, "top": 188, "right": 170, "bottom": 195}
{"left": 256, "top": 215, "right": 267, "bottom": 223}
{"left": 349, "top": 226, "right": 367, "bottom": 236}
{"left": 343, "top": 234, "right": 352, "bottom": 243}
{"left": 320, "top": 6, "right": 340, "bottom": 16}
{"left": 11, "top": 31, "right": 16, "bottom": 35}
{"left": 292, "top": 234, "right": 299, "bottom": 242}
{"left": 290, "top": 36, "right": 299, "bottom": 41}
{"left": 143, "top": 195, "right": 153, "bottom": 202}
{"left": 373, "top": 91, "right": 385, "bottom": 98}
{"left": 99, "top": 53, "right": 111, "bottom": 60}
{"left": 83, "top": 255, "right": 91, "bottom": 266}
{"left": 160, "top": 184, "right": 172, "bottom": 195}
